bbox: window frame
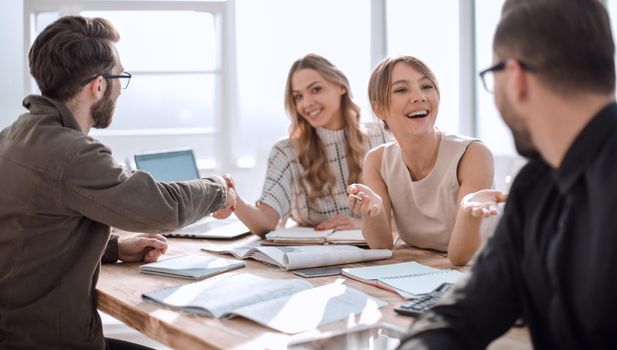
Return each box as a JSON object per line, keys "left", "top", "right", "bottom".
{"left": 23, "top": 0, "right": 236, "bottom": 171}
{"left": 23, "top": 0, "right": 494, "bottom": 174}
{"left": 371, "top": 0, "right": 476, "bottom": 137}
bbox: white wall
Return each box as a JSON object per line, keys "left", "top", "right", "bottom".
{"left": 0, "top": 0, "right": 24, "bottom": 129}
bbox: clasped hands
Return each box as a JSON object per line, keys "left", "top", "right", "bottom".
{"left": 212, "top": 174, "right": 238, "bottom": 219}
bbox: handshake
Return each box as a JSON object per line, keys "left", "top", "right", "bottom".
{"left": 212, "top": 174, "right": 238, "bottom": 218}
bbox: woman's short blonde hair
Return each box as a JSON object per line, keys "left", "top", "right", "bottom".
{"left": 368, "top": 56, "right": 440, "bottom": 119}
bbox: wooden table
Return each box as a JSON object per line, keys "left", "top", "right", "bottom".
{"left": 97, "top": 234, "right": 531, "bottom": 349}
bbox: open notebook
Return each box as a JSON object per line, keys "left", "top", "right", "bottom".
{"left": 133, "top": 149, "right": 250, "bottom": 239}
{"left": 342, "top": 261, "right": 463, "bottom": 299}
{"left": 262, "top": 227, "right": 366, "bottom": 246}
{"left": 202, "top": 244, "right": 391, "bottom": 270}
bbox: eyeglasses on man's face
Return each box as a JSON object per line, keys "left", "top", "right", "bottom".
{"left": 478, "top": 60, "right": 535, "bottom": 93}
{"left": 81, "top": 71, "right": 132, "bottom": 89}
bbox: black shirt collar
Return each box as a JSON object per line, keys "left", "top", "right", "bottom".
{"left": 553, "top": 102, "right": 617, "bottom": 194}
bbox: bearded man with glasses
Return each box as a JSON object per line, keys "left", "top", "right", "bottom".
{"left": 399, "top": 0, "right": 617, "bottom": 349}
{"left": 0, "top": 16, "right": 236, "bottom": 349}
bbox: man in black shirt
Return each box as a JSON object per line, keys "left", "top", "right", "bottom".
{"left": 399, "top": 0, "right": 617, "bottom": 349}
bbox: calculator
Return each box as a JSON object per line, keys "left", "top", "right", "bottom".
{"left": 394, "top": 283, "right": 454, "bottom": 317}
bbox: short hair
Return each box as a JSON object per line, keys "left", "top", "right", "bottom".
{"left": 29, "top": 16, "right": 120, "bottom": 102}
{"left": 368, "top": 56, "right": 440, "bottom": 118}
{"left": 494, "top": 0, "right": 615, "bottom": 95}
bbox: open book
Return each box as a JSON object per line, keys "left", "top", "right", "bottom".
{"left": 201, "top": 244, "right": 391, "bottom": 270}
{"left": 262, "top": 227, "right": 367, "bottom": 246}
{"left": 139, "top": 254, "right": 245, "bottom": 280}
{"left": 342, "top": 261, "right": 463, "bottom": 299}
{"left": 142, "top": 273, "right": 386, "bottom": 334}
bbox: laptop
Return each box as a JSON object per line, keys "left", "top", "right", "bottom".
{"left": 133, "top": 149, "right": 250, "bottom": 239}
{"left": 134, "top": 149, "right": 200, "bottom": 182}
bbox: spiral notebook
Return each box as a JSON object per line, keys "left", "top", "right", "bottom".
{"left": 342, "top": 261, "right": 463, "bottom": 299}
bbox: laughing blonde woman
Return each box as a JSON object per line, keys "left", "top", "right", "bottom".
{"left": 347, "top": 56, "right": 504, "bottom": 265}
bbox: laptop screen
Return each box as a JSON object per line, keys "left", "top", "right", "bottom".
{"left": 134, "top": 149, "right": 199, "bottom": 182}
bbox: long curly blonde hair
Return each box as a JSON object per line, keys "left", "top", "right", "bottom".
{"left": 284, "top": 54, "right": 366, "bottom": 204}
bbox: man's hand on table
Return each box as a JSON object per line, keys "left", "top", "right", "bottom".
{"left": 118, "top": 233, "right": 168, "bottom": 263}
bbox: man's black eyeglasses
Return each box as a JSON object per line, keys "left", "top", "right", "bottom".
{"left": 478, "top": 60, "right": 535, "bottom": 93}
{"left": 81, "top": 72, "right": 132, "bottom": 89}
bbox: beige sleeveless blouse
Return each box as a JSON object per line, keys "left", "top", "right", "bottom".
{"left": 380, "top": 133, "right": 475, "bottom": 251}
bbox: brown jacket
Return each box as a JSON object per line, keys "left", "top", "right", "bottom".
{"left": 0, "top": 95, "right": 227, "bottom": 349}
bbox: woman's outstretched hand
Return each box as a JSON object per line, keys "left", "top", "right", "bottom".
{"left": 460, "top": 189, "right": 508, "bottom": 218}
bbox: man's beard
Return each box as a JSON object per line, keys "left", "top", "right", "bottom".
{"left": 91, "top": 84, "right": 115, "bottom": 129}
{"left": 497, "top": 91, "right": 538, "bottom": 158}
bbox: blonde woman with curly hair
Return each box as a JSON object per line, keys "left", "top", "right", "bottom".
{"left": 215, "top": 54, "right": 389, "bottom": 236}
{"left": 347, "top": 56, "right": 503, "bottom": 265}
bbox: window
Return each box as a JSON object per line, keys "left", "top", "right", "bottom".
{"left": 475, "top": 0, "right": 514, "bottom": 156}
{"left": 24, "top": 0, "right": 230, "bottom": 171}
{"left": 81, "top": 10, "right": 217, "bottom": 132}
{"left": 386, "top": 0, "right": 460, "bottom": 134}
{"left": 233, "top": 0, "right": 372, "bottom": 198}
{"left": 22, "top": 0, "right": 517, "bottom": 200}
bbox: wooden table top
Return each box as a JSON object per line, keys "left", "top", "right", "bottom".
{"left": 97, "top": 233, "right": 531, "bottom": 350}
